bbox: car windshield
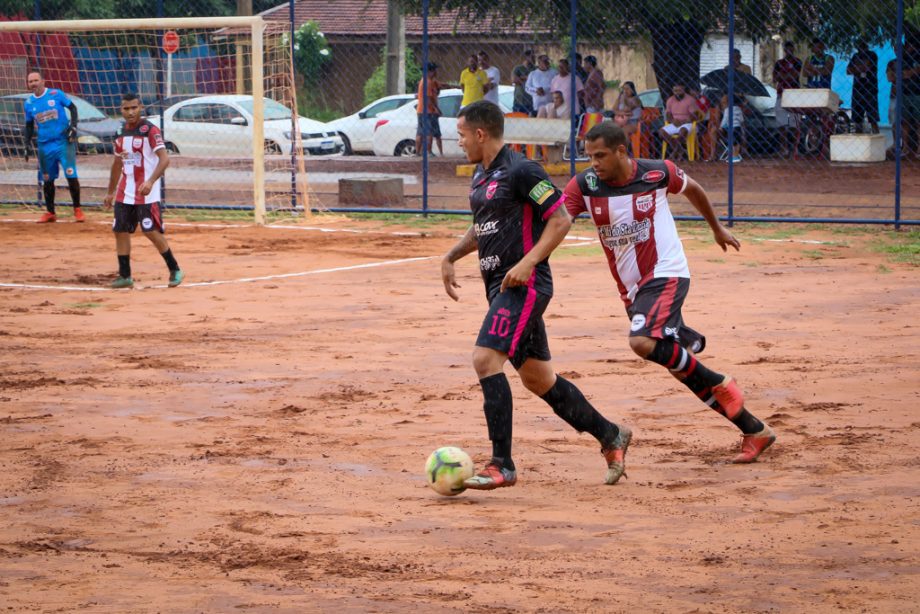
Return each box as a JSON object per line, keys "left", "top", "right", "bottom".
{"left": 69, "top": 95, "right": 107, "bottom": 121}
{"left": 238, "top": 98, "right": 291, "bottom": 120}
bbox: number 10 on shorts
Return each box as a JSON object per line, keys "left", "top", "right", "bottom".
{"left": 489, "top": 314, "right": 511, "bottom": 337}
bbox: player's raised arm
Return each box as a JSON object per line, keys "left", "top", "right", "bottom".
{"left": 441, "top": 224, "right": 478, "bottom": 301}
{"left": 682, "top": 175, "right": 740, "bottom": 252}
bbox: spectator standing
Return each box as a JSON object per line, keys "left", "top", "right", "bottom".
{"left": 479, "top": 51, "right": 501, "bottom": 105}
{"left": 903, "top": 34, "right": 920, "bottom": 158}
{"left": 550, "top": 58, "right": 584, "bottom": 116}
{"left": 574, "top": 53, "right": 589, "bottom": 84}
{"left": 536, "top": 91, "right": 570, "bottom": 119}
{"left": 803, "top": 38, "right": 835, "bottom": 89}
{"left": 773, "top": 41, "right": 803, "bottom": 157}
{"left": 525, "top": 54, "right": 557, "bottom": 115}
{"left": 416, "top": 62, "right": 444, "bottom": 157}
{"left": 847, "top": 40, "right": 880, "bottom": 134}
{"left": 512, "top": 49, "right": 536, "bottom": 114}
{"left": 583, "top": 55, "right": 606, "bottom": 113}
{"left": 726, "top": 48, "right": 753, "bottom": 75}
{"left": 460, "top": 54, "right": 488, "bottom": 108}
{"left": 658, "top": 82, "right": 703, "bottom": 160}
{"left": 22, "top": 71, "right": 85, "bottom": 223}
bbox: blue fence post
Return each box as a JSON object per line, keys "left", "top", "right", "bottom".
{"left": 726, "top": 0, "right": 735, "bottom": 227}
{"left": 290, "top": 0, "right": 297, "bottom": 212}
{"left": 422, "top": 0, "right": 429, "bottom": 216}
{"left": 569, "top": 0, "right": 577, "bottom": 178}
{"left": 895, "top": 0, "right": 903, "bottom": 230}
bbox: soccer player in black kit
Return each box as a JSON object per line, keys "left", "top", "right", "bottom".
{"left": 440, "top": 101, "right": 631, "bottom": 490}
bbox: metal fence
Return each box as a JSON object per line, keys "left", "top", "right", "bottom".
{"left": 0, "top": 0, "right": 916, "bottom": 226}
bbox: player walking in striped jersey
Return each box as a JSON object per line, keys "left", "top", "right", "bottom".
{"left": 103, "top": 93, "right": 183, "bottom": 289}
{"left": 441, "top": 101, "right": 631, "bottom": 490}
{"left": 564, "top": 122, "right": 775, "bottom": 465}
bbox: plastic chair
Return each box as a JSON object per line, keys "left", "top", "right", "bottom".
{"left": 563, "top": 112, "right": 606, "bottom": 161}
{"left": 660, "top": 121, "right": 699, "bottom": 161}
{"left": 630, "top": 107, "right": 660, "bottom": 158}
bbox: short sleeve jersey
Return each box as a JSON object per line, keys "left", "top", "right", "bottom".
{"left": 564, "top": 158, "right": 690, "bottom": 306}
{"left": 114, "top": 119, "right": 166, "bottom": 205}
{"left": 470, "top": 145, "right": 565, "bottom": 300}
{"left": 460, "top": 68, "right": 488, "bottom": 106}
{"left": 773, "top": 56, "right": 803, "bottom": 95}
{"left": 24, "top": 88, "right": 72, "bottom": 144}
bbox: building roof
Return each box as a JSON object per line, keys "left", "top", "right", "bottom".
{"left": 259, "top": 0, "right": 546, "bottom": 38}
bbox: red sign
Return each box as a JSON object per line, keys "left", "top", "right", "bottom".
{"left": 162, "top": 31, "right": 180, "bottom": 55}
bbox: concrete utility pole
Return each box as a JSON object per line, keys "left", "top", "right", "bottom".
{"left": 236, "top": 0, "right": 253, "bottom": 93}
{"left": 385, "top": 0, "right": 406, "bottom": 95}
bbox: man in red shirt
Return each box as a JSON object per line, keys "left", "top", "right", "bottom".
{"left": 658, "top": 81, "right": 702, "bottom": 160}
{"left": 416, "top": 62, "right": 444, "bottom": 157}
{"left": 103, "top": 93, "right": 183, "bottom": 289}
{"left": 773, "top": 41, "right": 803, "bottom": 157}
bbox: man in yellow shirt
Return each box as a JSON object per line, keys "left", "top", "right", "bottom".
{"left": 460, "top": 54, "right": 488, "bottom": 107}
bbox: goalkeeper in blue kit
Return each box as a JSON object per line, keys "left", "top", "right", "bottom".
{"left": 23, "top": 71, "right": 84, "bottom": 223}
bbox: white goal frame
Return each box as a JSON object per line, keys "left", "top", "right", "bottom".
{"left": 0, "top": 16, "right": 270, "bottom": 224}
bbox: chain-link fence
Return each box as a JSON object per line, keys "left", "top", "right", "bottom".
{"left": 0, "top": 0, "right": 916, "bottom": 226}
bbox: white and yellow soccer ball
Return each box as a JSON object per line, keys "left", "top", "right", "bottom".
{"left": 424, "top": 446, "right": 474, "bottom": 496}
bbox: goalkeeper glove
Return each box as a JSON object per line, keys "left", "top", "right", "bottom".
{"left": 66, "top": 125, "right": 77, "bottom": 143}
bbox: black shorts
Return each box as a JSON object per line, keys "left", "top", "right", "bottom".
{"left": 475, "top": 287, "right": 551, "bottom": 369}
{"left": 851, "top": 89, "right": 880, "bottom": 123}
{"left": 416, "top": 114, "right": 441, "bottom": 138}
{"left": 113, "top": 202, "right": 165, "bottom": 234}
{"left": 626, "top": 277, "right": 705, "bottom": 353}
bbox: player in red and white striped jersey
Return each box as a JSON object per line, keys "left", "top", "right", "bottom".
{"left": 103, "top": 93, "right": 183, "bottom": 289}
{"left": 564, "top": 122, "right": 775, "bottom": 464}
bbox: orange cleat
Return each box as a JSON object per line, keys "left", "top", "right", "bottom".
{"left": 37, "top": 212, "right": 56, "bottom": 223}
{"left": 601, "top": 425, "right": 632, "bottom": 485}
{"left": 732, "top": 425, "right": 776, "bottom": 463}
{"left": 73, "top": 207, "right": 85, "bottom": 222}
{"left": 713, "top": 376, "right": 745, "bottom": 419}
{"left": 463, "top": 462, "right": 517, "bottom": 490}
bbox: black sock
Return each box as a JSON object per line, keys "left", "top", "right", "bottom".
{"left": 66, "top": 178, "right": 81, "bottom": 208}
{"left": 118, "top": 255, "right": 131, "bottom": 279}
{"left": 160, "top": 248, "right": 179, "bottom": 272}
{"left": 732, "top": 410, "right": 764, "bottom": 435}
{"left": 43, "top": 181, "right": 55, "bottom": 214}
{"left": 479, "top": 373, "right": 514, "bottom": 471}
{"left": 540, "top": 375, "right": 619, "bottom": 446}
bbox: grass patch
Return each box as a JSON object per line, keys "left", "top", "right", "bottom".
{"left": 706, "top": 258, "right": 727, "bottom": 264}
{"left": 556, "top": 244, "right": 603, "bottom": 259}
{"left": 67, "top": 302, "right": 103, "bottom": 310}
{"left": 871, "top": 229, "right": 920, "bottom": 265}
{"left": 802, "top": 249, "right": 826, "bottom": 260}
{"left": 346, "top": 212, "right": 471, "bottom": 230}
{"left": 741, "top": 261, "right": 761, "bottom": 267}
{"left": 876, "top": 264, "right": 892, "bottom": 273}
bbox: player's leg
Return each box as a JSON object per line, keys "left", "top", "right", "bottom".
{"left": 37, "top": 145, "right": 57, "bottom": 222}
{"left": 626, "top": 278, "right": 775, "bottom": 462}
{"left": 138, "top": 203, "right": 183, "bottom": 287}
{"left": 62, "top": 142, "right": 84, "bottom": 222}
{"left": 111, "top": 203, "right": 136, "bottom": 288}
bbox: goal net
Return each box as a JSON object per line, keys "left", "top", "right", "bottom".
{"left": 0, "top": 16, "right": 319, "bottom": 224}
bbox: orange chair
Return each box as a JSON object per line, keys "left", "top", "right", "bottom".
{"left": 563, "top": 112, "right": 606, "bottom": 161}
{"left": 630, "top": 107, "right": 661, "bottom": 158}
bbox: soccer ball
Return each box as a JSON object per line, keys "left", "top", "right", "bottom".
{"left": 424, "top": 446, "right": 474, "bottom": 496}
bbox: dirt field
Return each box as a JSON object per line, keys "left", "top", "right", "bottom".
{"left": 0, "top": 211, "right": 918, "bottom": 613}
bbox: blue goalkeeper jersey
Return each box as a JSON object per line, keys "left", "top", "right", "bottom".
{"left": 24, "top": 88, "right": 73, "bottom": 145}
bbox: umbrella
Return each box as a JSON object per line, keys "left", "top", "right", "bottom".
{"left": 700, "top": 68, "right": 770, "bottom": 97}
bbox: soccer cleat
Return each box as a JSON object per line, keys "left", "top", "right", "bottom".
{"left": 168, "top": 269, "right": 184, "bottom": 287}
{"left": 111, "top": 276, "right": 134, "bottom": 289}
{"left": 732, "top": 424, "right": 776, "bottom": 464}
{"left": 601, "top": 425, "right": 632, "bottom": 485}
{"left": 462, "top": 462, "right": 517, "bottom": 490}
{"left": 712, "top": 376, "right": 745, "bottom": 419}
{"left": 73, "top": 207, "right": 85, "bottom": 222}
{"left": 37, "top": 212, "right": 56, "bottom": 223}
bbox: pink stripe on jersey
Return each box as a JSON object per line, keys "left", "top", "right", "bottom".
{"left": 542, "top": 195, "right": 563, "bottom": 221}
{"left": 509, "top": 205, "right": 537, "bottom": 358}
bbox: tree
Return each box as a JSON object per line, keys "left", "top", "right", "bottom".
{"left": 363, "top": 46, "right": 421, "bottom": 106}
{"left": 398, "top": 0, "right": 909, "bottom": 99}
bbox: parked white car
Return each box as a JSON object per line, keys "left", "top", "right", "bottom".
{"left": 325, "top": 94, "right": 415, "bottom": 154}
{"left": 372, "top": 86, "right": 514, "bottom": 157}
{"left": 147, "top": 95, "right": 344, "bottom": 157}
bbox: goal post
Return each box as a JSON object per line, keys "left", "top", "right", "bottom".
{"left": 0, "top": 16, "right": 313, "bottom": 224}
